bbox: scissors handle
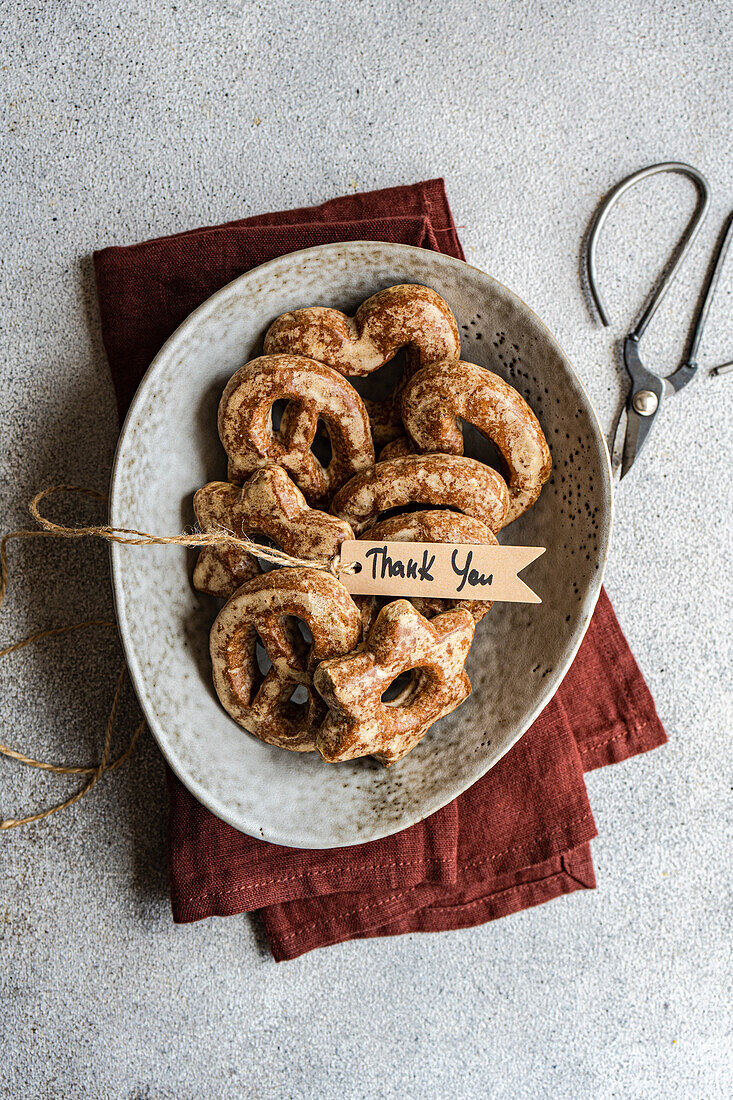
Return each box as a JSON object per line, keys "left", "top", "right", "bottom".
{"left": 685, "top": 210, "right": 733, "bottom": 368}
{"left": 587, "top": 161, "right": 710, "bottom": 337}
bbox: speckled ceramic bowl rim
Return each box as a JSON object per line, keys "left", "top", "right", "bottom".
{"left": 109, "top": 241, "right": 613, "bottom": 846}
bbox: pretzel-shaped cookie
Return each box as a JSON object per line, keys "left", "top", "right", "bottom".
{"left": 314, "top": 600, "right": 475, "bottom": 765}
{"left": 263, "top": 285, "right": 462, "bottom": 445}
{"left": 210, "top": 568, "right": 362, "bottom": 752}
{"left": 192, "top": 467, "right": 354, "bottom": 599}
{"left": 218, "top": 355, "right": 375, "bottom": 505}
{"left": 356, "top": 510, "right": 498, "bottom": 635}
{"left": 401, "top": 360, "right": 552, "bottom": 525}
{"left": 330, "top": 454, "right": 509, "bottom": 535}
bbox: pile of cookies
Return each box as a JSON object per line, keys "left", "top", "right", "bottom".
{"left": 194, "top": 285, "right": 551, "bottom": 765}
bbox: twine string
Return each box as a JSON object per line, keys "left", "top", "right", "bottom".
{"left": 23, "top": 483, "right": 357, "bottom": 576}
{"left": 0, "top": 483, "right": 357, "bottom": 830}
{"left": 0, "top": 488, "right": 146, "bottom": 830}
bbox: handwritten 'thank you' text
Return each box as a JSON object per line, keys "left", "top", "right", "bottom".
{"left": 451, "top": 549, "right": 493, "bottom": 592}
{"left": 341, "top": 539, "right": 544, "bottom": 605}
{"left": 365, "top": 545, "right": 436, "bottom": 582}
{"left": 364, "top": 545, "right": 493, "bottom": 591}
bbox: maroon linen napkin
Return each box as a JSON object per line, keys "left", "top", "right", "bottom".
{"left": 94, "top": 178, "right": 666, "bottom": 961}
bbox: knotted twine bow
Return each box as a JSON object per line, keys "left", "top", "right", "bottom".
{"left": 0, "top": 484, "right": 355, "bottom": 829}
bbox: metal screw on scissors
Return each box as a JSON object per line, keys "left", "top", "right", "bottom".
{"left": 586, "top": 162, "right": 731, "bottom": 479}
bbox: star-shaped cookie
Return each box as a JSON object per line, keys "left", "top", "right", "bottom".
{"left": 314, "top": 600, "right": 475, "bottom": 765}
{"left": 193, "top": 465, "right": 354, "bottom": 599}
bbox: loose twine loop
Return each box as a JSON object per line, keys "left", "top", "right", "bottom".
{"left": 0, "top": 483, "right": 355, "bottom": 830}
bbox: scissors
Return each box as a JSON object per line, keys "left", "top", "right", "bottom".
{"left": 586, "top": 161, "right": 733, "bottom": 478}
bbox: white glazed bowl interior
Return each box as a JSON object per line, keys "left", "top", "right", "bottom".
{"left": 110, "top": 242, "right": 612, "bottom": 848}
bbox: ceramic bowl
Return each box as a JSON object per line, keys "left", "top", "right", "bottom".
{"left": 109, "top": 241, "right": 612, "bottom": 848}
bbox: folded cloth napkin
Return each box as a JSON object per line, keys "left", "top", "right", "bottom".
{"left": 94, "top": 178, "right": 667, "bottom": 961}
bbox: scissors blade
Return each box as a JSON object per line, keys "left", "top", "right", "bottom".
{"left": 619, "top": 403, "right": 659, "bottom": 479}
{"left": 610, "top": 405, "right": 628, "bottom": 477}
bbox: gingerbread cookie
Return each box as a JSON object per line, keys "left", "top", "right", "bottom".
{"left": 401, "top": 360, "right": 551, "bottom": 525}
{"left": 315, "top": 600, "right": 475, "bottom": 765}
{"left": 193, "top": 467, "right": 354, "bottom": 599}
{"left": 331, "top": 454, "right": 509, "bottom": 534}
{"left": 218, "top": 354, "right": 375, "bottom": 504}
{"left": 263, "top": 285, "right": 461, "bottom": 446}
{"left": 210, "top": 568, "right": 362, "bottom": 751}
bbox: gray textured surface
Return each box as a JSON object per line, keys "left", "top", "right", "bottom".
{"left": 1, "top": 1, "right": 731, "bottom": 1097}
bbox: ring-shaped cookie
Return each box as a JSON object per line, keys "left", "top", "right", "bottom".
{"left": 315, "top": 601, "right": 475, "bottom": 765}
{"left": 210, "top": 568, "right": 362, "bottom": 752}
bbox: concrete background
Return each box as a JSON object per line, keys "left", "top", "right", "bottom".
{"left": 1, "top": 1, "right": 731, "bottom": 1096}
